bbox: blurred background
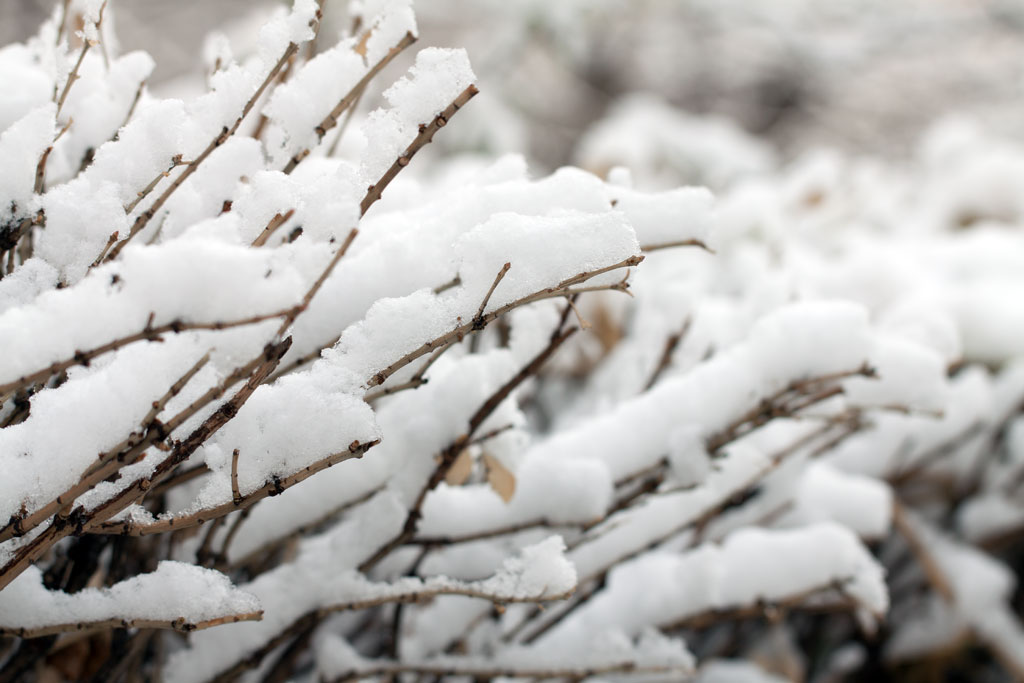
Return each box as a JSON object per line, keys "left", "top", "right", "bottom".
{"left": 5, "top": 0, "right": 1024, "bottom": 182}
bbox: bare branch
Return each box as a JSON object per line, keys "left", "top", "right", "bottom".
{"left": 643, "top": 317, "right": 691, "bottom": 391}
{"left": 88, "top": 438, "right": 378, "bottom": 536}
{"left": 34, "top": 118, "right": 72, "bottom": 195}
{"left": 0, "top": 352, "right": 211, "bottom": 545}
{"left": 325, "top": 660, "right": 688, "bottom": 683}
{"left": 282, "top": 32, "right": 417, "bottom": 174}
{"left": 367, "top": 254, "right": 642, "bottom": 388}
{"left": 2, "top": 611, "right": 262, "bottom": 640}
{"left": 640, "top": 238, "right": 714, "bottom": 253}
{"left": 251, "top": 208, "right": 295, "bottom": 247}
{"left": 0, "top": 339, "right": 291, "bottom": 591}
{"left": 474, "top": 262, "right": 511, "bottom": 328}
{"left": 360, "top": 84, "right": 479, "bottom": 215}
{"left": 0, "top": 307, "right": 296, "bottom": 403}
{"left": 105, "top": 34, "right": 310, "bottom": 261}
{"left": 88, "top": 230, "right": 119, "bottom": 269}
{"left": 55, "top": 41, "right": 90, "bottom": 119}
{"left": 123, "top": 154, "right": 184, "bottom": 215}
{"left": 359, "top": 327, "right": 577, "bottom": 572}
{"left": 230, "top": 448, "right": 242, "bottom": 505}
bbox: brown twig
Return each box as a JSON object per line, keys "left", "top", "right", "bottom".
{"left": 55, "top": 40, "right": 90, "bottom": 119}
{"left": 359, "top": 327, "right": 578, "bottom": 572}
{"left": 195, "top": 514, "right": 227, "bottom": 568}
{"left": 0, "top": 352, "right": 211, "bottom": 545}
{"left": 34, "top": 118, "right": 72, "bottom": 195}
{"left": 105, "top": 31, "right": 312, "bottom": 262}
{"left": 367, "top": 255, "right": 642, "bottom": 388}
{"left": 275, "top": 227, "right": 359, "bottom": 338}
{"left": 512, "top": 414, "right": 862, "bottom": 645}
{"left": 705, "top": 364, "right": 874, "bottom": 453}
{"left": 89, "top": 438, "right": 378, "bottom": 536}
{"left": 643, "top": 317, "right": 692, "bottom": 391}
{"left": 251, "top": 208, "right": 295, "bottom": 247}
{"left": 88, "top": 231, "right": 119, "bottom": 269}
{"left": 0, "top": 306, "right": 295, "bottom": 403}
{"left": 282, "top": 32, "right": 417, "bottom": 174}
{"left": 325, "top": 660, "right": 687, "bottom": 683}
{"left": 230, "top": 448, "right": 242, "bottom": 505}
{"left": 888, "top": 420, "right": 986, "bottom": 487}
{"left": 325, "top": 80, "right": 366, "bottom": 158}
{"left": 410, "top": 518, "right": 553, "bottom": 547}
{"left": 660, "top": 578, "right": 858, "bottom": 631}
{"left": 228, "top": 489, "right": 378, "bottom": 573}
{"left": 2, "top": 611, "right": 262, "bottom": 640}
{"left": 124, "top": 155, "right": 185, "bottom": 215}
{"left": 474, "top": 263, "right": 511, "bottom": 325}
{"left": 891, "top": 501, "right": 954, "bottom": 601}
{"left": 359, "top": 84, "right": 479, "bottom": 215}
{"left": 640, "top": 238, "right": 714, "bottom": 253}
{"left": 0, "top": 339, "right": 291, "bottom": 591}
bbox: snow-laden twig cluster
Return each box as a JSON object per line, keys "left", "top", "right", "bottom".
{"left": 2, "top": 1, "right": 1024, "bottom": 682}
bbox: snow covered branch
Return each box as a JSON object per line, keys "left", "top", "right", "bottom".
{"left": 2, "top": 1, "right": 1023, "bottom": 681}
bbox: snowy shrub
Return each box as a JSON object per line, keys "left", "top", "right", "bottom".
{"left": 2, "top": 1, "right": 1024, "bottom": 682}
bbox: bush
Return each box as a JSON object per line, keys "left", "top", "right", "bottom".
{"left": 2, "top": 1, "right": 1024, "bottom": 682}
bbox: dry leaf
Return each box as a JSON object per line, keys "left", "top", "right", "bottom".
{"left": 590, "top": 301, "right": 622, "bottom": 353}
{"left": 445, "top": 448, "right": 473, "bottom": 486}
{"left": 483, "top": 454, "right": 516, "bottom": 503}
{"left": 354, "top": 29, "right": 373, "bottom": 57}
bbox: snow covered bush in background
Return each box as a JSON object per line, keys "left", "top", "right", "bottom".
{"left": 1, "top": 1, "right": 1024, "bottom": 682}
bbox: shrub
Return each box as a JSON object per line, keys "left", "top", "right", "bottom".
{"left": 2, "top": 1, "right": 1024, "bottom": 682}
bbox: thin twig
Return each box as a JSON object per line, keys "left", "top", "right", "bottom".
{"left": 88, "top": 231, "right": 119, "bottom": 269}
{"left": 360, "top": 84, "right": 479, "bottom": 215}
{"left": 34, "top": 118, "right": 72, "bottom": 194}
{"left": 640, "top": 238, "right": 713, "bottom": 253}
{"left": 0, "top": 352, "right": 211, "bottom": 545}
{"left": 473, "top": 262, "right": 511, "bottom": 327}
{"left": 643, "top": 317, "right": 691, "bottom": 391}
{"left": 2, "top": 611, "right": 262, "bottom": 640}
{"left": 0, "top": 339, "right": 291, "bottom": 591}
{"left": 251, "top": 208, "right": 295, "bottom": 247}
{"left": 124, "top": 155, "right": 184, "bottom": 215}
{"left": 325, "top": 81, "right": 366, "bottom": 158}
{"left": 56, "top": 40, "right": 90, "bottom": 119}
{"left": 367, "top": 255, "right": 642, "bottom": 388}
{"left": 325, "top": 660, "right": 687, "bottom": 683}
{"left": 230, "top": 449, "right": 242, "bottom": 505}
{"left": 89, "top": 439, "right": 378, "bottom": 536}
{"left": 105, "top": 32, "right": 312, "bottom": 261}
{"left": 0, "top": 307, "right": 295, "bottom": 403}
{"left": 359, "top": 327, "right": 578, "bottom": 572}
{"left": 283, "top": 32, "right": 417, "bottom": 174}
{"left": 275, "top": 228, "right": 358, "bottom": 338}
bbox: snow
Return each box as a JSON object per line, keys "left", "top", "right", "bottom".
{"left": 360, "top": 0, "right": 419, "bottom": 65}
{"left": 0, "top": 337, "right": 220, "bottom": 526}
{"left": 537, "top": 523, "right": 887, "bottom": 653}
{"left": 785, "top": 463, "right": 893, "bottom": 539}
{"left": 0, "top": 104, "right": 54, "bottom": 218}
{"left": 262, "top": 40, "right": 366, "bottom": 166}
{"left": 0, "top": 561, "right": 259, "bottom": 632}
{"left": 4, "top": 1, "right": 1024, "bottom": 680}
{"left": 0, "top": 236, "right": 307, "bottom": 385}
{"left": 360, "top": 47, "right": 476, "bottom": 184}
{"left": 165, "top": 516, "right": 574, "bottom": 683}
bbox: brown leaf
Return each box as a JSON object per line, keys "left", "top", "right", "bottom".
{"left": 354, "top": 29, "right": 372, "bottom": 57}
{"left": 483, "top": 454, "right": 516, "bottom": 503}
{"left": 445, "top": 449, "right": 473, "bottom": 486}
